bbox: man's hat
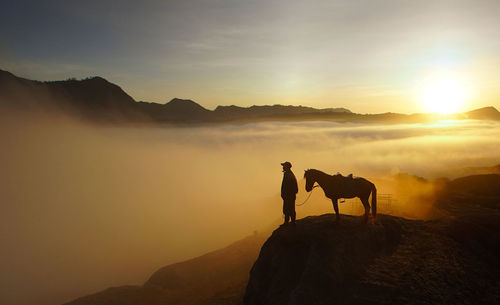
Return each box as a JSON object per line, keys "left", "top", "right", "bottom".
{"left": 281, "top": 161, "right": 292, "bottom": 168}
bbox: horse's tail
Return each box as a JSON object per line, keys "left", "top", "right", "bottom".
{"left": 370, "top": 182, "right": 377, "bottom": 218}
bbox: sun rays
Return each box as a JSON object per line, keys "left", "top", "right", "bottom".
{"left": 416, "top": 70, "right": 473, "bottom": 114}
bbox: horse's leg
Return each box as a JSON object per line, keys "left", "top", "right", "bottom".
{"left": 331, "top": 199, "right": 340, "bottom": 221}
{"left": 360, "top": 196, "right": 370, "bottom": 223}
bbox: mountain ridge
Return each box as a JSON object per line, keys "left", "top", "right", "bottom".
{"left": 63, "top": 232, "right": 268, "bottom": 305}
{"left": 1, "top": 69, "right": 499, "bottom": 124}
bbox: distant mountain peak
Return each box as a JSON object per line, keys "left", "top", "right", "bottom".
{"left": 158, "top": 98, "right": 210, "bottom": 120}
{"left": 164, "top": 98, "right": 208, "bottom": 111}
{"left": 166, "top": 97, "right": 201, "bottom": 106}
{"left": 469, "top": 106, "right": 499, "bottom": 113}
{"left": 465, "top": 106, "right": 500, "bottom": 120}
{"left": 83, "top": 76, "right": 108, "bottom": 83}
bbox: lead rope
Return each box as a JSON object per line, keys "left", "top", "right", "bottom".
{"left": 295, "top": 184, "right": 319, "bottom": 206}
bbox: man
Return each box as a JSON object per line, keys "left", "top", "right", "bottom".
{"left": 281, "top": 161, "right": 298, "bottom": 225}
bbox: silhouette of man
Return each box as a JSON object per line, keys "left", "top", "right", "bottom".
{"left": 281, "top": 161, "right": 298, "bottom": 225}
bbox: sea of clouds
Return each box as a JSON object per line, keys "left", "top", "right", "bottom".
{"left": 1, "top": 115, "right": 500, "bottom": 305}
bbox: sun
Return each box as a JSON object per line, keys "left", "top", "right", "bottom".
{"left": 417, "top": 72, "right": 470, "bottom": 114}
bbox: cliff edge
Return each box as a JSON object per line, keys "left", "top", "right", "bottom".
{"left": 244, "top": 213, "right": 500, "bottom": 305}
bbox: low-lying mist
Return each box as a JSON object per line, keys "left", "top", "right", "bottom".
{"left": 1, "top": 113, "right": 500, "bottom": 305}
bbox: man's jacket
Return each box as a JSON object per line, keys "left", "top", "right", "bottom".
{"left": 281, "top": 170, "right": 298, "bottom": 199}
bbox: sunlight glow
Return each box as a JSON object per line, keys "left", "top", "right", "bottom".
{"left": 417, "top": 72, "right": 471, "bottom": 114}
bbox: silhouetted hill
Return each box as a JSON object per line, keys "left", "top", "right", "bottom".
{"left": 63, "top": 233, "right": 267, "bottom": 305}
{"left": 2, "top": 69, "right": 500, "bottom": 125}
{"left": 214, "top": 104, "right": 351, "bottom": 121}
{"left": 0, "top": 69, "right": 56, "bottom": 109}
{"left": 443, "top": 164, "right": 500, "bottom": 179}
{"left": 0, "top": 69, "right": 145, "bottom": 121}
{"left": 244, "top": 211, "right": 500, "bottom": 305}
{"left": 465, "top": 106, "right": 500, "bottom": 120}
{"left": 158, "top": 98, "right": 211, "bottom": 121}
{"left": 447, "top": 174, "right": 500, "bottom": 197}
{"left": 0, "top": 69, "right": 353, "bottom": 123}
{"left": 437, "top": 174, "right": 500, "bottom": 211}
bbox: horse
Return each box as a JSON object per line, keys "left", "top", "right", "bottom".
{"left": 304, "top": 169, "right": 377, "bottom": 223}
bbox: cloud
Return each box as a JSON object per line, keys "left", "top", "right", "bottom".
{"left": 1, "top": 114, "right": 499, "bottom": 305}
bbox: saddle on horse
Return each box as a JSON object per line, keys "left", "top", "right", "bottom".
{"left": 335, "top": 173, "right": 355, "bottom": 201}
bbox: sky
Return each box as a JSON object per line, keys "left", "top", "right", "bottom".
{"left": 1, "top": 0, "right": 500, "bottom": 112}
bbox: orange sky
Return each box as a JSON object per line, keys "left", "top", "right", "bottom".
{"left": 2, "top": 0, "right": 500, "bottom": 113}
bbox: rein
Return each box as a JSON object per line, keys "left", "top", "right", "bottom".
{"left": 295, "top": 184, "right": 319, "bottom": 206}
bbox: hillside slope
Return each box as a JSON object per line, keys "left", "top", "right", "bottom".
{"left": 244, "top": 212, "right": 499, "bottom": 305}
{"left": 0, "top": 69, "right": 144, "bottom": 121}
{"left": 64, "top": 233, "right": 267, "bottom": 305}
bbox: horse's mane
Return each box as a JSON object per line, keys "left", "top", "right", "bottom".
{"left": 305, "top": 169, "right": 350, "bottom": 183}
{"left": 304, "top": 168, "right": 332, "bottom": 178}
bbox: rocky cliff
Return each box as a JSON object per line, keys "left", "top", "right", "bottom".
{"left": 244, "top": 212, "right": 500, "bottom": 305}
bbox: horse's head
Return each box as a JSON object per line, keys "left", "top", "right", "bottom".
{"left": 304, "top": 169, "right": 316, "bottom": 192}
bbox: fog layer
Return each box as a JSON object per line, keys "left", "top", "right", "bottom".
{"left": 1, "top": 115, "right": 499, "bottom": 305}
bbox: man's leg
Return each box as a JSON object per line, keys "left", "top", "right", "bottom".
{"left": 283, "top": 200, "right": 289, "bottom": 224}
{"left": 284, "top": 214, "right": 290, "bottom": 224}
{"left": 289, "top": 196, "right": 296, "bottom": 224}
{"left": 284, "top": 198, "right": 294, "bottom": 225}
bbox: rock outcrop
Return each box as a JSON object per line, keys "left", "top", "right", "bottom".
{"left": 244, "top": 213, "right": 500, "bottom": 305}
